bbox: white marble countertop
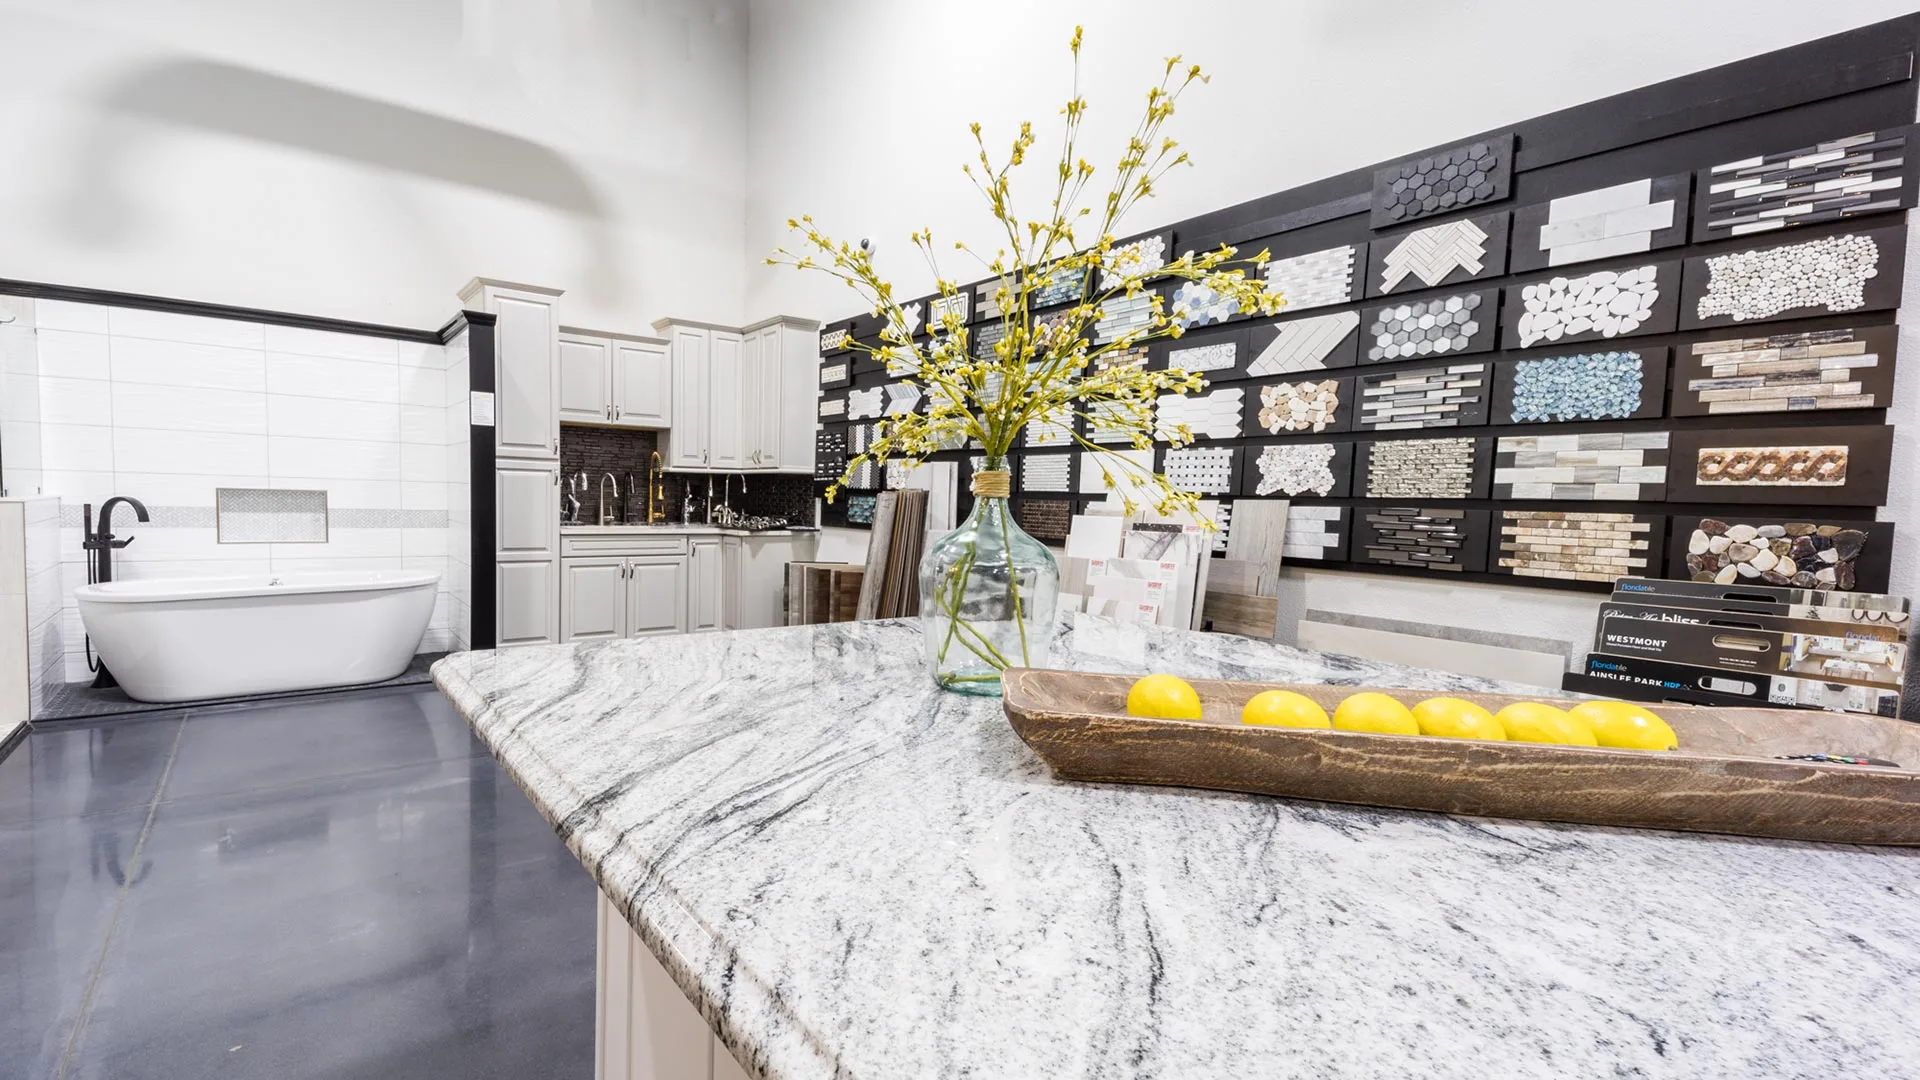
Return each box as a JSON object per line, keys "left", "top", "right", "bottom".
{"left": 433, "top": 617, "right": 1920, "bottom": 1080}
{"left": 559, "top": 523, "right": 816, "bottom": 538}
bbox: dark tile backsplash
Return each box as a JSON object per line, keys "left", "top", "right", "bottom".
{"left": 557, "top": 426, "right": 816, "bottom": 525}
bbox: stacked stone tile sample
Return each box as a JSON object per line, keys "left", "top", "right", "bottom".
{"left": 1701, "top": 130, "right": 1909, "bottom": 239}
{"left": 1508, "top": 351, "right": 1645, "bottom": 422}
{"left": 1162, "top": 447, "right": 1237, "bottom": 494}
{"left": 1694, "top": 233, "right": 1879, "bottom": 321}
{"left": 1262, "top": 245, "right": 1358, "bottom": 311}
{"left": 1357, "top": 363, "right": 1489, "bottom": 430}
{"left": 1493, "top": 432, "right": 1670, "bottom": 499}
{"left": 1695, "top": 445, "right": 1848, "bottom": 488}
{"left": 1366, "top": 437, "right": 1478, "bottom": 499}
{"left": 1254, "top": 443, "right": 1338, "bottom": 497}
{"left": 1359, "top": 507, "right": 1481, "bottom": 572}
{"left": 1093, "top": 344, "right": 1150, "bottom": 374}
{"left": 1517, "top": 265, "right": 1659, "bottom": 346}
{"left": 1497, "top": 511, "right": 1655, "bottom": 584}
{"left": 1247, "top": 312, "right": 1359, "bottom": 375}
{"left": 1378, "top": 218, "right": 1489, "bottom": 293}
{"left": 1255, "top": 380, "right": 1342, "bottom": 434}
{"left": 1682, "top": 519, "right": 1869, "bottom": 590}
{"left": 1156, "top": 388, "right": 1245, "bottom": 441}
{"left": 1282, "top": 505, "right": 1347, "bottom": 561}
{"left": 1372, "top": 135, "right": 1510, "bottom": 225}
{"left": 1684, "top": 329, "right": 1884, "bottom": 414}
{"left": 1020, "top": 454, "right": 1072, "bottom": 492}
{"left": 1101, "top": 233, "right": 1169, "bottom": 288}
{"left": 1535, "top": 179, "right": 1678, "bottom": 267}
{"left": 1365, "top": 293, "right": 1487, "bottom": 361}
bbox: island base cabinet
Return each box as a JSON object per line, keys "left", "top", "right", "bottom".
{"left": 596, "top": 892, "right": 749, "bottom": 1080}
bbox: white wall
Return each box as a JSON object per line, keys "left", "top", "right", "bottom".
{"left": 744, "top": 0, "right": 1920, "bottom": 656}
{"left": 0, "top": 0, "right": 748, "bottom": 332}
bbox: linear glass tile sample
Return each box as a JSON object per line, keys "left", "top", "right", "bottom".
{"left": 1679, "top": 518, "right": 1877, "bottom": 591}
{"left": 1359, "top": 507, "right": 1482, "bottom": 572}
{"left": 1282, "top": 505, "right": 1347, "bottom": 562}
{"left": 1681, "top": 328, "right": 1886, "bottom": 414}
{"left": 1379, "top": 218, "right": 1488, "bottom": 292}
{"left": 1372, "top": 134, "right": 1512, "bottom": 225}
{"left": 1155, "top": 388, "right": 1244, "bottom": 441}
{"left": 1093, "top": 292, "right": 1155, "bottom": 344}
{"left": 1537, "top": 178, "right": 1678, "bottom": 266}
{"left": 1162, "top": 446, "right": 1236, "bottom": 494}
{"left": 1518, "top": 265, "right": 1659, "bottom": 347}
{"left": 1263, "top": 245, "right": 1356, "bottom": 311}
{"left": 1366, "top": 437, "right": 1478, "bottom": 499}
{"left": 1255, "top": 443, "right": 1338, "bottom": 497}
{"left": 846, "top": 386, "right": 885, "bottom": 419}
{"left": 1247, "top": 312, "right": 1359, "bottom": 375}
{"left": 846, "top": 494, "right": 877, "bottom": 525}
{"left": 1365, "top": 292, "right": 1488, "bottom": 361}
{"left": 1498, "top": 511, "right": 1656, "bottom": 584}
{"left": 1696, "top": 445, "right": 1848, "bottom": 487}
{"left": 1507, "top": 351, "right": 1645, "bottom": 422}
{"left": 1694, "top": 233, "right": 1878, "bottom": 321}
{"left": 1494, "top": 431, "right": 1670, "bottom": 500}
{"left": 1254, "top": 380, "right": 1342, "bottom": 434}
{"left": 972, "top": 319, "right": 1008, "bottom": 359}
{"left": 1020, "top": 453, "right": 1073, "bottom": 492}
{"left": 1101, "top": 234, "right": 1169, "bottom": 288}
{"left": 1701, "top": 129, "right": 1909, "bottom": 239}
{"left": 1357, "top": 363, "right": 1488, "bottom": 430}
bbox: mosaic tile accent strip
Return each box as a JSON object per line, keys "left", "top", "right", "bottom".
{"left": 1696, "top": 445, "right": 1848, "bottom": 487}
{"left": 1366, "top": 437, "right": 1478, "bottom": 499}
{"left": 819, "top": 361, "right": 848, "bottom": 387}
{"left": 1172, "top": 280, "right": 1240, "bottom": 328}
{"left": 1031, "top": 265, "right": 1087, "bottom": 308}
{"left": 846, "top": 386, "right": 885, "bottom": 420}
{"left": 1371, "top": 133, "right": 1512, "bottom": 226}
{"left": 1379, "top": 218, "right": 1488, "bottom": 293}
{"left": 972, "top": 319, "right": 1008, "bottom": 359}
{"left": 1156, "top": 388, "right": 1245, "bottom": 441}
{"left": 1538, "top": 179, "right": 1678, "bottom": 267}
{"left": 1255, "top": 380, "right": 1343, "bottom": 434}
{"left": 1093, "top": 292, "right": 1155, "bottom": 344}
{"left": 814, "top": 429, "right": 848, "bottom": 481}
{"left": 1693, "top": 233, "right": 1878, "bottom": 322}
{"left": 1255, "top": 443, "right": 1338, "bottom": 497}
{"left": 216, "top": 487, "right": 328, "bottom": 543}
{"left": 1101, "top": 234, "right": 1169, "bottom": 289}
{"left": 1283, "top": 505, "right": 1347, "bottom": 562}
{"left": 1518, "top": 265, "right": 1658, "bottom": 347}
{"left": 1163, "top": 446, "right": 1237, "bottom": 494}
{"left": 1359, "top": 507, "right": 1481, "bottom": 572}
{"left": 846, "top": 494, "right": 877, "bottom": 525}
{"left": 819, "top": 328, "right": 851, "bottom": 353}
{"left": 1263, "top": 245, "right": 1357, "bottom": 311}
{"left": 883, "top": 382, "right": 921, "bottom": 416}
{"left": 1015, "top": 499, "right": 1072, "bottom": 542}
{"left": 1078, "top": 449, "right": 1154, "bottom": 495}
{"left": 929, "top": 292, "right": 970, "bottom": 326}
{"left": 888, "top": 301, "right": 923, "bottom": 339}
{"left": 1166, "top": 340, "right": 1238, "bottom": 373}
{"left": 1358, "top": 363, "right": 1489, "bottom": 430}
{"left": 1365, "top": 292, "right": 1487, "bottom": 362}
{"left": 1247, "top": 312, "right": 1360, "bottom": 375}
{"left": 1680, "top": 519, "right": 1872, "bottom": 590}
{"left": 1024, "top": 405, "right": 1074, "bottom": 447}
{"left": 1494, "top": 431, "right": 1670, "bottom": 500}
{"left": 1507, "top": 351, "right": 1645, "bottom": 422}
{"left": 1020, "top": 453, "right": 1073, "bottom": 493}
{"left": 1094, "top": 345, "right": 1149, "bottom": 373}
{"left": 1701, "top": 129, "right": 1909, "bottom": 240}
{"left": 819, "top": 396, "right": 847, "bottom": 419}
{"left": 1683, "top": 328, "right": 1886, "bottom": 415}
{"left": 1498, "top": 511, "right": 1654, "bottom": 584}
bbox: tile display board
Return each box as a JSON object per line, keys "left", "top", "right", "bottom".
{"left": 814, "top": 20, "right": 1918, "bottom": 592}
{"left": 1666, "top": 515, "right": 1894, "bottom": 593}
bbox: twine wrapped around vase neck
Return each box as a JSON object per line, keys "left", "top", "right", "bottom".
{"left": 970, "top": 470, "right": 1011, "bottom": 499}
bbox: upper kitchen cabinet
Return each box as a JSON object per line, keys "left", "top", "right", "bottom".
{"left": 656, "top": 315, "right": 821, "bottom": 473}
{"left": 459, "top": 278, "right": 563, "bottom": 460}
{"left": 557, "top": 327, "right": 670, "bottom": 428}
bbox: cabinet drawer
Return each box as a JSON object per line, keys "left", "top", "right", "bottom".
{"left": 562, "top": 535, "right": 689, "bottom": 558}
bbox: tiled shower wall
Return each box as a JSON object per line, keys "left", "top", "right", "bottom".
{"left": 1, "top": 297, "right": 43, "bottom": 497}
{"left": 446, "top": 326, "right": 473, "bottom": 651}
{"left": 24, "top": 298, "right": 462, "bottom": 681}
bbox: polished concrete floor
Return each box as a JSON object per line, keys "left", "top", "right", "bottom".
{"left": 0, "top": 686, "right": 597, "bottom": 1080}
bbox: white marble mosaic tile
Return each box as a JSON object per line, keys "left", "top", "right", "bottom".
{"left": 1255, "top": 443, "right": 1337, "bottom": 497}
{"left": 1518, "top": 265, "right": 1658, "bottom": 347}
{"left": 1695, "top": 234, "right": 1878, "bottom": 321}
{"left": 1380, "top": 219, "right": 1487, "bottom": 292}
{"left": 1247, "top": 312, "right": 1359, "bottom": 375}
{"left": 1539, "top": 179, "right": 1676, "bottom": 267}
{"left": 1155, "top": 388, "right": 1245, "bottom": 441}
{"left": 846, "top": 387, "right": 885, "bottom": 420}
{"left": 1020, "top": 453, "right": 1072, "bottom": 492}
{"left": 1282, "top": 504, "right": 1343, "bottom": 560}
{"left": 1263, "top": 245, "right": 1356, "bottom": 311}
{"left": 1163, "top": 446, "right": 1235, "bottom": 494}
{"left": 1101, "top": 235, "right": 1169, "bottom": 289}
{"left": 216, "top": 487, "right": 328, "bottom": 543}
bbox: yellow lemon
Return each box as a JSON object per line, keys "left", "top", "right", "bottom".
{"left": 1126, "top": 674, "right": 1203, "bottom": 721}
{"left": 1331, "top": 692, "right": 1419, "bottom": 735}
{"left": 1495, "top": 702, "right": 1597, "bottom": 747}
{"left": 1241, "top": 690, "right": 1331, "bottom": 729}
{"left": 1569, "top": 701, "right": 1680, "bottom": 751}
{"left": 1411, "top": 697, "right": 1506, "bottom": 741}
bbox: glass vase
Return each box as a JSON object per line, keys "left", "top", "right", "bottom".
{"left": 918, "top": 465, "right": 1060, "bottom": 696}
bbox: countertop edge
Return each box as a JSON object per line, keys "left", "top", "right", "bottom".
{"left": 430, "top": 654, "right": 842, "bottom": 1080}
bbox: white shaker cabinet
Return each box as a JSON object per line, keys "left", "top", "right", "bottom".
{"left": 560, "top": 557, "right": 626, "bottom": 640}
{"left": 559, "top": 329, "right": 672, "bottom": 429}
{"left": 557, "top": 332, "right": 613, "bottom": 425}
{"left": 612, "top": 337, "right": 670, "bottom": 427}
{"left": 687, "top": 538, "right": 724, "bottom": 633}
{"left": 656, "top": 316, "right": 819, "bottom": 473}
{"left": 461, "top": 279, "right": 562, "bottom": 461}
{"left": 626, "top": 557, "right": 689, "bottom": 637}
{"left": 665, "top": 325, "right": 712, "bottom": 468}
{"left": 707, "top": 332, "right": 747, "bottom": 470}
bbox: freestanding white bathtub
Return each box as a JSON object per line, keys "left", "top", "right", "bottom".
{"left": 75, "top": 571, "right": 440, "bottom": 703}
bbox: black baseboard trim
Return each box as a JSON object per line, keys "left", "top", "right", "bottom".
{"left": 0, "top": 276, "right": 445, "bottom": 344}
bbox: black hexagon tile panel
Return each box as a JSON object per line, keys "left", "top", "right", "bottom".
{"left": 1371, "top": 133, "right": 1514, "bottom": 227}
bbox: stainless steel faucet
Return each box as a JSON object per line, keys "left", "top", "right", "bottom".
{"left": 720, "top": 472, "right": 748, "bottom": 527}
{"left": 598, "top": 472, "right": 620, "bottom": 526}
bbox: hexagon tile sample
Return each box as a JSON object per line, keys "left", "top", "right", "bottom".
{"left": 1155, "top": 388, "right": 1245, "bottom": 441}
{"left": 1371, "top": 133, "right": 1514, "bottom": 226}
{"left": 1364, "top": 292, "right": 1491, "bottom": 362}
{"left": 1100, "top": 233, "right": 1170, "bottom": 288}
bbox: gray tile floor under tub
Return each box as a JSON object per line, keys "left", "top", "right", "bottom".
{"left": 0, "top": 685, "right": 597, "bottom": 1080}
{"left": 34, "top": 653, "right": 446, "bottom": 723}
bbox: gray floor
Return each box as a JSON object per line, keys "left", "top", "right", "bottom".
{"left": 0, "top": 685, "right": 597, "bottom": 1080}
{"left": 34, "top": 653, "right": 445, "bottom": 723}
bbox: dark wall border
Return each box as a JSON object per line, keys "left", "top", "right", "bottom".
{"left": 446, "top": 311, "right": 499, "bottom": 651}
{"left": 0, "top": 276, "right": 445, "bottom": 344}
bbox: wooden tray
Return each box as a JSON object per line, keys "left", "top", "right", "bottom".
{"left": 1001, "top": 669, "right": 1920, "bottom": 846}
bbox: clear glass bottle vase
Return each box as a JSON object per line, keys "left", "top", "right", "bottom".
{"left": 918, "top": 463, "right": 1060, "bottom": 696}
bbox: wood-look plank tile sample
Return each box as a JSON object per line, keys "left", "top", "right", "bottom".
{"left": 1362, "top": 436, "right": 1491, "bottom": 500}
{"left": 1355, "top": 507, "right": 1489, "bottom": 573}
{"left": 1666, "top": 424, "right": 1894, "bottom": 506}
{"left": 1240, "top": 440, "right": 1353, "bottom": 498}
{"left": 1244, "top": 312, "right": 1360, "bottom": 375}
{"left": 1503, "top": 260, "right": 1681, "bottom": 349}
{"left": 1366, "top": 212, "right": 1510, "bottom": 296}
{"left": 1223, "top": 498, "right": 1290, "bottom": 597}
{"left": 1510, "top": 175, "right": 1690, "bottom": 273}
{"left": 1671, "top": 325, "right": 1896, "bottom": 417}
{"left": 1493, "top": 431, "right": 1670, "bottom": 501}
{"left": 1668, "top": 515, "right": 1894, "bottom": 593}
{"left": 1281, "top": 504, "right": 1350, "bottom": 563}
{"left": 1492, "top": 347, "right": 1668, "bottom": 424}
{"left": 1355, "top": 363, "right": 1491, "bottom": 430}
{"left": 1692, "top": 126, "right": 1917, "bottom": 243}
{"left": 1678, "top": 224, "right": 1906, "bottom": 329}
{"left": 1494, "top": 511, "right": 1662, "bottom": 585}
{"left": 1362, "top": 290, "right": 1497, "bottom": 363}
{"left": 1371, "top": 133, "right": 1513, "bottom": 227}
{"left": 1247, "top": 377, "right": 1353, "bottom": 435}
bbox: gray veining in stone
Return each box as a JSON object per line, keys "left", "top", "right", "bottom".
{"left": 433, "top": 617, "right": 1920, "bottom": 1080}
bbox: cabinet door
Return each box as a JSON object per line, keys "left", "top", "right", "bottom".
{"left": 494, "top": 293, "right": 559, "bottom": 459}
{"left": 719, "top": 536, "right": 743, "bottom": 631}
{"left": 778, "top": 325, "right": 816, "bottom": 473}
{"left": 560, "top": 558, "right": 625, "bottom": 641}
{"left": 708, "top": 332, "right": 746, "bottom": 470}
{"left": 557, "top": 334, "right": 612, "bottom": 425}
{"left": 497, "top": 560, "right": 556, "bottom": 646}
{"left": 626, "top": 556, "right": 688, "bottom": 636}
{"left": 668, "top": 328, "right": 710, "bottom": 468}
{"left": 750, "top": 329, "right": 783, "bottom": 468}
{"left": 496, "top": 461, "right": 559, "bottom": 560}
{"left": 687, "top": 538, "right": 723, "bottom": 633}
{"left": 613, "top": 339, "right": 670, "bottom": 427}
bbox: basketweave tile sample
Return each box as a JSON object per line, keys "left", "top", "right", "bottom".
{"left": 1077, "top": 449, "right": 1155, "bottom": 495}
{"left": 1030, "top": 264, "right": 1088, "bottom": 308}
{"left": 1494, "top": 511, "right": 1661, "bottom": 584}
{"left": 1171, "top": 279, "right": 1242, "bottom": 328}
{"left": 1093, "top": 291, "right": 1156, "bottom": 345}
{"left": 819, "top": 326, "right": 853, "bottom": 353}
{"left": 1355, "top": 507, "right": 1490, "bottom": 573}
{"left": 1261, "top": 244, "right": 1359, "bottom": 312}
{"left": 1155, "top": 387, "right": 1245, "bottom": 441}
{"left": 1240, "top": 439, "right": 1354, "bottom": 498}
{"left": 1354, "top": 363, "right": 1491, "bottom": 431}
{"left": 819, "top": 395, "right": 848, "bottom": 420}
{"left": 1503, "top": 261, "right": 1681, "bottom": 349}
{"left": 1666, "top": 424, "right": 1894, "bottom": 506}
{"left": 1361, "top": 290, "right": 1496, "bottom": 363}
{"left": 1509, "top": 175, "right": 1690, "bottom": 273}
{"left": 1248, "top": 377, "right": 1353, "bottom": 436}
{"left": 814, "top": 427, "right": 848, "bottom": 481}
{"left": 1245, "top": 312, "right": 1360, "bottom": 375}
{"left": 846, "top": 386, "right": 885, "bottom": 420}
{"left": 1014, "top": 499, "right": 1073, "bottom": 542}
{"left": 1162, "top": 446, "right": 1239, "bottom": 495}
{"left": 1491, "top": 347, "right": 1669, "bottom": 425}
{"left": 1365, "top": 212, "right": 1510, "bottom": 296}
{"left": 818, "top": 359, "right": 851, "bottom": 389}
{"left": 1668, "top": 515, "right": 1894, "bottom": 593}
{"left": 1019, "top": 453, "right": 1074, "bottom": 493}
{"left": 1281, "top": 504, "right": 1349, "bottom": 562}
{"left": 1100, "top": 231, "right": 1172, "bottom": 289}
{"left": 1693, "top": 127, "right": 1917, "bottom": 243}
{"left": 1670, "top": 325, "right": 1896, "bottom": 417}
{"left": 1493, "top": 431, "right": 1670, "bottom": 501}
{"left": 1371, "top": 133, "right": 1513, "bottom": 227}
{"left": 1678, "top": 224, "right": 1906, "bottom": 329}
{"left": 1362, "top": 436, "right": 1491, "bottom": 500}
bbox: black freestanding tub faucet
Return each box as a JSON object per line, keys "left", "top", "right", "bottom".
{"left": 83, "top": 496, "right": 149, "bottom": 688}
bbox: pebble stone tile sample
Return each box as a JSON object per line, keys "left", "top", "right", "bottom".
{"left": 814, "top": 429, "right": 848, "bottom": 481}
{"left": 1252, "top": 442, "right": 1342, "bottom": 497}
{"left": 846, "top": 386, "right": 885, "bottom": 420}
{"left": 1013, "top": 498, "right": 1072, "bottom": 541}
{"left": 1370, "top": 133, "right": 1513, "bottom": 226}
{"left": 1357, "top": 507, "right": 1487, "bottom": 572}
{"left": 1019, "top": 453, "right": 1073, "bottom": 493}
{"left": 929, "top": 292, "right": 970, "bottom": 326}
{"left": 1496, "top": 511, "right": 1658, "bottom": 584}
{"left": 1261, "top": 245, "right": 1358, "bottom": 311}
{"left": 1373, "top": 215, "right": 1503, "bottom": 294}
{"left": 1093, "top": 292, "right": 1155, "bottom": 344}
{"left": 1077, "top": 449, "right": 1154, "bottom": 495}
{"left": 1356, "top": 363, "right": 1490, "bottom": 430}
{"left": 1155, "top": 388, "right": 1245, "bottom": 441}
{"left": 1696, "top": 128, "right": 1913, "bottom": 241}
{"left": 1254, "top": 379, "right": 1345, "bottom": 434}
{"left": 1100, "top": 232, "right": 1170, "bottom": 288}
{"left": 1030, "top": 265, "right": 1087, "bottom": 308}
{"left": 1365, "top": 437, "right": 1482, "bottom": 499}
{"left": 1363, "top": 291, "right": 1493, "bottom": 362}
{"left": 1493, "top": 431, "right": 1670, "bottom": 500}
{"left": 1246, "top": 312, "right": 1360, "bottom": 374}
{"left": 1501, "top": 349, "right": 1660, "bottom": 423}
{"left": 819, "top": 328, "right": 851, "bottom": 352}
{"left": 819, "top": 396, "right": 847, "bottom": 420}
{"left": 1513, "top": 264, "right": 1665, "bottom": 347}
{"left": 1171, "top": 279, "right": 1241, "bottom": 328}
{"left": 1675, "top": 326, "right": 1894, "bottom": 416}
{"left": 1677, "top": 517, "right": 1881, "bottom": 591}
{"left": 818, "top": 360, "right": 849, "bottom": 388}
{"left": 1165, "top": 339, "right": 1240, "bottom": 374}
{"left": 885, "top": 460, "right": 912, "bottom": 490}
{"left": 1512, "top": 176, "right": 1687, "bottom": 271}
{"left": 846, "top": 494, "right": 877, "bottom": 525}
{"left": 1689, "top": 230, "right": 1885, "bottom": 324}
{"left": 1162, "top": 446, "right": 1238, "bottom": 494}
{"left": 1282, "top": 504, "right": 1349, "bottom": 561}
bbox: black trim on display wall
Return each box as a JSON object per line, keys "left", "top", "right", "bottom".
{"left": 0, "top": 277, "right": 446, "bottom": 343}
{"left": 459, "top": 312, "right": 500, "bottom": 651}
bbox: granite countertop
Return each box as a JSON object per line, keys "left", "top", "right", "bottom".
{"left": 432, "top": 617, "right": 1920, "bottom": 1080}
{"left": 560, "top": 524, "right": 818, "bottom": 538}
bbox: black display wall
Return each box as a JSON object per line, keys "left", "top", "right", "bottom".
{"left": 815, "top": 15, "right": 1919, "bottom": 594}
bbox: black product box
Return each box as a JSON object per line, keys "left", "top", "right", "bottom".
{"left": 1577, "top": 653, "right": 1901, "bottom": 718}
{"left": 1610, "top": 576, "right": 1909, "bottom": 614}
{"left": 1596, "top": 603, "right": 1906, "bottom": 691}
{"left": 1604, "top": 584, "right": 1913, "bottom": 633}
